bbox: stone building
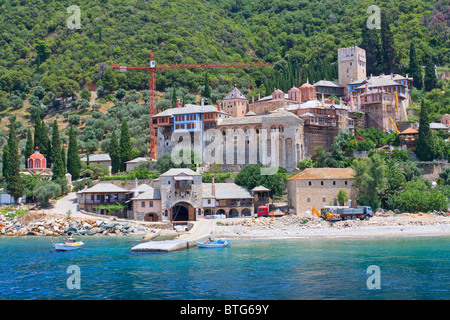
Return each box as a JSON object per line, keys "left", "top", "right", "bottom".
{"left": 81, "top": 154, "right": 112, "bottom": 173}
{"left": 137, "top": 168, "right": 256, "bottom": 222}
{"left": 222, "top": 85, "right": 249, "bottom": 118}
{"left": 276, "top": 99, "right": 355, "bottom": 157}
{"left": 338, "top": 46, "right": 366, "bottom": 94}
{"left": 349, "top": 76, "right": 410, "bottom": 133}
{"left": 152, "top": 100, "right": 230, "bottom": 158}
{"left": 76, "top": 183, "right": 132, "bottom": 217}
{"left": 156, "top": 168, "right": 203, "bottom": 222}
{"left": 130, "top": 187, "right": 162, "bottom": 221}
{"left": 125, "top": 157, "right": 151, "bottom": 172}
{"left": 202, "top": 177, "right": 254, "bottom": 218}
{"left": 287, "top": 168, "right": 356, "bottom": 216}
{"left": 216, "top": 110, "right": 305, "bottom": 172}
{"left": 313, "top": 80, "right": 345, "bottom": 99}
{"left": 248, "top": 80, "right": 317, "bottom": 115}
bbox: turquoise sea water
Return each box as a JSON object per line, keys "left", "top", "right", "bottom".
{"left": 0, "top": 235, "right": 449, "bottom": 300}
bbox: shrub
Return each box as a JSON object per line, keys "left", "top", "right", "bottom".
{"left": 33, "top": 180, "right": 62, "bottom": 207}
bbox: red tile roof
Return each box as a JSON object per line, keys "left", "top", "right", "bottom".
{"left": 288, "top": 168, "right": 355, "bottom": 180}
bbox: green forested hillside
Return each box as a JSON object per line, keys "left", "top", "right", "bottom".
{"left": 0, "top": 0, "right": 448, "bottom": 102}
{"left": 0, "top": 0, "right": 448, "bottom": 168}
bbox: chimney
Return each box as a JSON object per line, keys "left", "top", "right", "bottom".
{"left": 84, "top": 183, "right": 88, "bottom": 190}
{"left": 332, "top": 97, "right": 335, "bottom": 105}
{"left": 176, "top": 98, "right": 182, "bottom": 108}
{"left": 217, "top": 100, "right": 221, "bottom": 112}
{"left": 365, "top": 82, "right": 368, "bottom": 94}
{"left": 321, "top": 93, "right": 325, "bottom": 105}
{"left": 211, "top": 174, "right": 215, "bottom": 197}
{"left": 258, "top": 93, "right": 260, "bottom": 101}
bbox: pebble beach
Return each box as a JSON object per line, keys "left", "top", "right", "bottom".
{"left": 214, "top": 214, "right": 450, "bottom": 240}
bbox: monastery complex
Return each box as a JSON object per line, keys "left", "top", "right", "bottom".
{"left": 151, "top": 46, "right": 412, "bottom": 173}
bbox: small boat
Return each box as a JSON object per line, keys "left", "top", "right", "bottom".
{"left": 54, "top": 236, "right": 84, "bottom": 251}
{"left": 196, "top": 238, "right": 231, "bottom": 248}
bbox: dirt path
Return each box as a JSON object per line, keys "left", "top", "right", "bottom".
{"left": 49, "top": 192, "right": 93, "bottom": 219}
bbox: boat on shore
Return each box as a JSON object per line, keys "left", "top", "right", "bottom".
{"left": 196, "top": 238, "right": 231, "bottom": 248}
{"left": 54, "top": 236, "right": 84, "bottom": 251}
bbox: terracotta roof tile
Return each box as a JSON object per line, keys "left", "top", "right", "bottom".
{"left": 288, "top": 168, "right": 355, "bottom": 181}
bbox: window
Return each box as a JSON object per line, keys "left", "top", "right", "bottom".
{"left": 333, "top": 181, "right": 336, "bottom": 186}
{"left": 207, "top": 199, "right": 211, "bottom": 204}
{"left": 141, "top": 201, "right": 145, "bottom": 208}
{"left": 150, "top": 201, "right": 153, "bottom": 207}
{"left": 321, "top": 181, "right": 324, "bottom": 186}
{"left": 307, "top": 198, "right": 310, "bottom": 202}
{"left": 322, "top": 198, "right": 326, "bottom": 202}
{"left": 345, "top": 181, "right": 348, "bottom": 185}
{"left": 308, "top": 181, "right": 312, "bottom": 186}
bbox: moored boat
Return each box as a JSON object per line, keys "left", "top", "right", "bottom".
{"left": 196, "top": 238, "right": 231, "bottom": 248}
{"left": 54, "top": 237, "right": 84, "bottom": 251}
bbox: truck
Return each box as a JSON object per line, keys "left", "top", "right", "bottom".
{"left": 314, "top": 206, "right": 372, "bottom": 221}
{"left": 336, "top": 206, "right": 373, "bottom": 220}
{"left": 257, "top": 206, "right": 285, "bottom": 218}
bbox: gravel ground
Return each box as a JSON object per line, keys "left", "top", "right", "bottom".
{"left": 214, "top": 214, "right": 450, "bottom": 239}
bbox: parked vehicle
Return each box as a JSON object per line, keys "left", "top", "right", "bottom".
{"left": 313, "top": 206, "right": 373, "bottom": 221}
{"left": 257, "top": 206, "right": 285, "bottom": 218}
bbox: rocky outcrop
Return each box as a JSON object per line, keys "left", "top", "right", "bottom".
{"left": 0, "top": 211, "right": 169, "bottom": 237}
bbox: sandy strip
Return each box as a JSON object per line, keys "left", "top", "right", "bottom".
{"left": 213, "top": 215, "right": 450, "bottom": 240}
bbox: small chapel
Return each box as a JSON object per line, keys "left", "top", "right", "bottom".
{"left": 23, "top": 147, "right": 53, "bottom": 178}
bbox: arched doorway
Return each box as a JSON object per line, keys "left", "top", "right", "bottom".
{"left": 216, "top": 209, "right": 226, "bottom": 216}
{"left": 241, "top": 208, "right": 252, "bottom": 217}
{"left": 144, "top": 212, "right": 159, "bottom": 222}
{"left": 171, "top": 202, "right": 195, "bottom": 221}
{"left": 229, "top": 208, "right": 239, "bottom": 218}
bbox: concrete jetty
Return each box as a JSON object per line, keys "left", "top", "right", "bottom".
{"left": 131, "top": 219, "right": 215, "bottom": 252}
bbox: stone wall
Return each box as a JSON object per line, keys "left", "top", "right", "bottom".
{"left": 287, "top": 178, "right": 356, "bottom": 216}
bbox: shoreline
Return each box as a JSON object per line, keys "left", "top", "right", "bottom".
{"left": 2, "top": 209, "right": 450, "bottom": 242}
{"left": 214, "top": 215, "right": 450, "bottom": 241}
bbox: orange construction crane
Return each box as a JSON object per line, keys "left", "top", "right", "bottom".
{"left": 113, "top": 51, "right": 272, "bottom": 159}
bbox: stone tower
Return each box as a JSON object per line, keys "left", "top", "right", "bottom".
{"left": 338, "top": 46, "right": 366, "bottom": 95}
{"left": 222, "top": 85, "right": 249, "bottom": 118}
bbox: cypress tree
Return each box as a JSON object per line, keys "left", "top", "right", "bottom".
{"left": 40, "top": 122, "right": 50, "bottom": 166}
{"left": 415, "top": 99, "right": 434, "bottom": 161}
{"left": 5, "top": 121, "right": 23, "bottom": 201}
{"left": 119, "top": 119, "right": 132, "bottom": 172}
{"left": 424, "top": 57, "right": 437, "bottom": 92}
{"left": 171, "top": 86, "right": 177, "bottom": 109}
{"left": 67, "top": 125, "right": 81, "bottom": 180}
{"left": 61, "top": 146, "right": 66, "bottom": 174}
{"left": 361, "top": 24, "right": 383, "bottom": 76}
{"left": 203, "top": 72, "right": 211, "bottom": 100}
{"left": 25, "top": 128, "right": 34, "bottom": 168}
{"left": 408, "top": 41, "right": 423, "bottom": 90}
{"left": 34, "top": 109, "right": 42, "bottom": 150}
{"left": 109, "top": 131, "right": 120, "bottom": 174}
{"left": 2, "top": 144, "right": 9, "bottom": 178}
{"left": 50, "top": 121, "right": 60, "bottom": 165}
{"left": 380, "top": 9, "right": 396, "bottom": 74}
{"left": 51, "top": 121, "right": 65, "bottom": 179}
